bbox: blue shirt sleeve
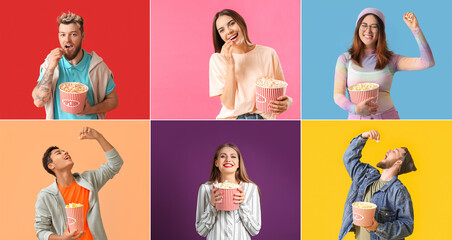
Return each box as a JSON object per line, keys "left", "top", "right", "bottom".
{"left": 105, "top": 74, "right": 116, "bottom": 95}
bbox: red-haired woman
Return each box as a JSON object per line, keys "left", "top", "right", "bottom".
{"left": 209, "top": 9, "right": 292, "bottom": 119}
{"left": 333, "top": 8, "right": 435, "bottom": 119}
{"left": 196, "top": 143, "right": 261, "bottom": 239}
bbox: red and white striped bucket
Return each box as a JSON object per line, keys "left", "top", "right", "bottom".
{"left": 66, "top": 205, "right": 84, "bottom": 233}
{"left": 352, "top": 202, "right": 377, "bottom": 227}
{"left": 348, "top": 83, "right": 379, "bottom": 105}
{"left": 255, "top": 83, "right": 288, "bottom": 113}
{"left": 59, "top": 82, "right": 88, "bottom": 114}
{"left": 215, "top": 188, "right": 240, "bottom": 211}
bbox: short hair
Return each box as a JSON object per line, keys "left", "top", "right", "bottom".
{"left": 398, "top": 147, "right": 417, "bottom": 175}
{"left": 57, "top": 12, "right": 84, "bottom": 33}
{"left": 42, "top": 146, "right": 59, "bottom": 176}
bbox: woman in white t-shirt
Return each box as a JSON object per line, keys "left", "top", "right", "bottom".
{"left": 196, "top": 143, "right": 261, "bottom": 240}
{"left": 209, "top": 9, "right": 292, "bottom": 119}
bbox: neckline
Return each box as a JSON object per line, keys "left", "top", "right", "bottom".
{"left": 232, "top": 44, "right": 258, "bottom": 55}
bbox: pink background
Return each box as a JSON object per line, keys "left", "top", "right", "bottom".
{"left": 151, "top": 0, "right": 300, "bottom": 119}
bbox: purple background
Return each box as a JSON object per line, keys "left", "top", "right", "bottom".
{"left": 151, "top": 121, "right": 301, "bottom": 239}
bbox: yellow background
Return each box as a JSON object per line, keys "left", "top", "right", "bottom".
{"left": 302, "top": 121, "right": 451, "bottom": 239}
{"left": 0, "top": 121, "right": 149, "bottom": 239}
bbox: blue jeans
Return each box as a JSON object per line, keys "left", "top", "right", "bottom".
{"left": 236, "top": 113, "right": 264, "bottom": 120}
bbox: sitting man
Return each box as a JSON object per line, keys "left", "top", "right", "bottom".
{"left": 32, "top": 12, "right": 118, "bottom": 119}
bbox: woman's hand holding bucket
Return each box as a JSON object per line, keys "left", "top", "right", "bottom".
{"left": 233, "top": 184, "right": 245, "bottom": 204}
{"left": 355, "top": 97, "right": 378, "bottom": 116}
{"left": 270, "top": 95, "right": 291, "bottom": 115}
{"left": 210, "top": 185, "right": 223, "bottom": 207}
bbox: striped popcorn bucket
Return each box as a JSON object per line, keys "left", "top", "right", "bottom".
{"left": 216, "top": 188, "right": 240, "bottom": 211}
{"left": 352, "top": 202, "right": 377, "bottom": 227}
{"left": 66, "top": 206, "right": 84, "bottom": 233}
{"left": 255, "top": 84, "right": 288, "bottom": 113}
{"left": 59, "top": 82, "right": 88, "bottom": 114}
{"left": 348, "top": 83, "right": 379, "bottom": 105}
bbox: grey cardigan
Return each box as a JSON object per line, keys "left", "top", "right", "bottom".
{"left": 34, "top": 148, "right": 123, "bottom": 240}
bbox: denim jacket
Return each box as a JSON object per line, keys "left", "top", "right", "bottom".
{"left": 338, "top": 135, "right": 414, "bottom": 240}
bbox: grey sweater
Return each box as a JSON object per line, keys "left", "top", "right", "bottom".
{"left": 34, "top": 148, "right": 123, "bottom": 240}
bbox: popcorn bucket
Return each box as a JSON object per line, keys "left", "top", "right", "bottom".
{"left": 352, "top": 202, "right": 377, "bottom": 227}
{"left": 348, "top": 83, "right": 379, "bottom": 105}
{"left": 215, "top": 188, "right": 240, "bottom": 211}
{"left": 59, "top": 82, "right": 88, "bottom": 114}
{"left": 255, "top": 83, "right": 288, "bottom": 113}
{"left": 66, "top": 205, "right": 84, "bottom": 233}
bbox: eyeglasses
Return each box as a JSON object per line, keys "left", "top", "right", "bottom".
{"left": 359, "top": 24, "right": 379, "bottom": 32}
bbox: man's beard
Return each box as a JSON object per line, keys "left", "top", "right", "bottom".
{"left": 376, "top": 160, "right": 392, "bottom": 169}
{"left": 64, "top": 44, "right": 82, "bottom": 61}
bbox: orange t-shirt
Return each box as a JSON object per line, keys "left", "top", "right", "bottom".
{"left": 58, "top": 180, "right": 93, "bottom": 240}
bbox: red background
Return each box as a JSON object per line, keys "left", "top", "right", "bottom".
{"left": 0, "top": 0, "right": 149, "bottom": 119}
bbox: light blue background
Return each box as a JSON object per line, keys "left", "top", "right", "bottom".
{"left": 302, "top": 0, "right": 452, "bottom": 119}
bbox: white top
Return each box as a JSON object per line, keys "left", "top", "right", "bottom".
{"left": 195, "top": 182, "right": 261, "bottom": 240}
{"left": 209, "top": 45, "right": 285, "bottom": 119}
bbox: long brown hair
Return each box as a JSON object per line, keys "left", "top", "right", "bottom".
{"left": 212, "top": 9, "right": 252, "bottom": 53}
{"left": 348, "top": 13, "right": 393, "bottom": 69}
{"left": 208, "top": 143, "right": 261, "bottom": 196}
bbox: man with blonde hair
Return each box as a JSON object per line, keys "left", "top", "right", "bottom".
{"left": 32, "top": 12, "right": 118, "bottom": 119}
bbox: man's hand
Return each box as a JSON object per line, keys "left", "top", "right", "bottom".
{"left": 49, "top": 225, "right": 85, "bottom": 240}
{"left": 48, "top": 48, "right": 64, "bottom": 70}
{"left": 77, "top": 100, "right": 94, "bottom": 116}
{"left": 363, "top": 217, "right": 379, "bottom": 231}
{"left": 362, "top": 130, "right": 380, "bottom": 142}
{"left": 79, "top": 127, "right": 102, "bottom": 140}
{"left": 79, "top": 127, "right": 114, "bottom": 152}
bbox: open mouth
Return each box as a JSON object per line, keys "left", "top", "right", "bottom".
{"left": 64, "top": 155, "right": 71, "bottom": 161}
{"left": 363, "top": 34, "right": 373, "bottom": 39}
{"left": 65, "top": 44, "right": 74, "bottom": 53}
{"left": 223, "top": 163, "right": 234, "bottom": 168}
{"left": 228, "top": 33, "right": 238, "bottom": 42}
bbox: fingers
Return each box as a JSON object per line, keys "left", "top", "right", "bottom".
{"left": 74, "top": 230, "right": 86, "bottom": 239}
{"left": 269, "top": 95, "right": 289, "bottom": 113}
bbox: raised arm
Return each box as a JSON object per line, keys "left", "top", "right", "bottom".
{"left": 395, "top": 12, "right": 435, "bottom": 71}
{"left": 343, "top": 130, "right": 379, "bottom": 180}
{"left": 195, "top": 184, "right": 218, "bottom": 237}
{"left": 79, "top": 127, "right": 123, "bottom": 190}
{"left": 32, "top": 48, "right": 63, "bottom": 107}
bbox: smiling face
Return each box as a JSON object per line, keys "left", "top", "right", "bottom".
{"left": 377, "top": 148, "right": 406, "bottom": 169}
{"left": 58, "top": 23, "right": 84, "bottom": 61}
{"left": 215, "top": 146, "right": 240, "bottom": 175}
{"left": 216, "top": 15, "right": 244, "bottom": 45}
{"left": 48, "top": 148, "right": 74, "bottom": 174}
{"left": 358, "top": 15, "right": 379, "bottom": 49}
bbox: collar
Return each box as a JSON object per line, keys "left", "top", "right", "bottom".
{"left": 364, "top": 49, "right": 376, "bottom": 55}
{"left": 47, "top": 172, "right": 93, "bottom": 195}
{"left": 376, "top": 175, "right": 399, "bottom": 192}
{"left": 61, "top": 49, "right": 89, "bottom": 71}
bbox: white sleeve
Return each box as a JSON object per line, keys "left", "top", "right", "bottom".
{"left": 209, "top": 53, "right": 227, "bottom": 97}
{"left": 237, "top": 183, "right": 261, "bottom": 236}
{"left": 195, "top": 184, "right": 218, "bottom": 236}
